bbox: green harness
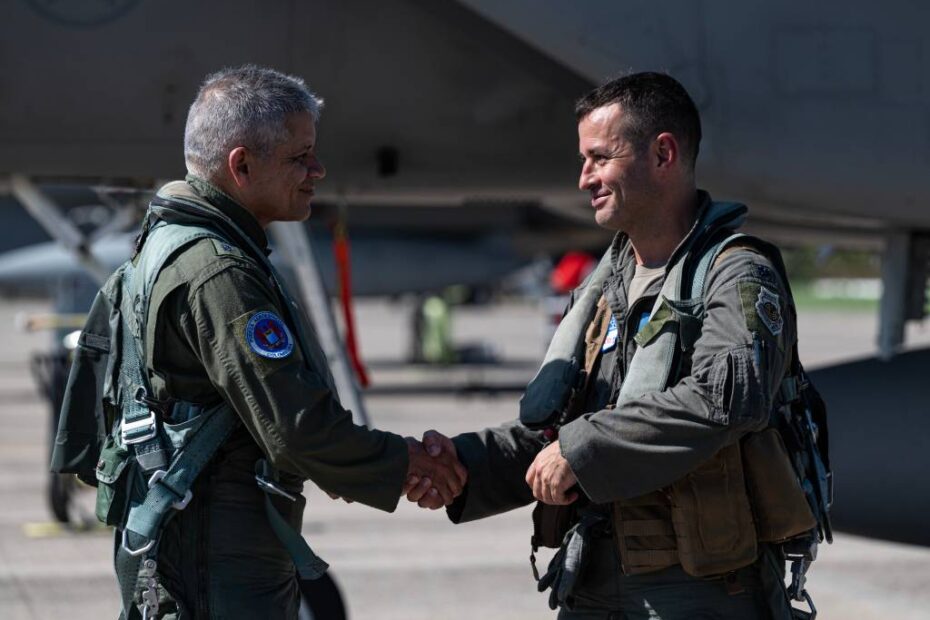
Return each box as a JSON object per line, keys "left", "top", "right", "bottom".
{"left": 70, "top": 212, "right": 328, "bottom": 619}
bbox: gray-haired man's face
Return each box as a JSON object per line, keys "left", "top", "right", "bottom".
{"left": 240, "top": 111, "right": 326, "bottom": 228}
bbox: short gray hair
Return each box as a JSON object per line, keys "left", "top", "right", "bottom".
{"left": 183, "top": 65, "right": 324, "bottom": 178}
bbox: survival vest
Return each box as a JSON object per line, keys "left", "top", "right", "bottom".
{"left": 51, "top": 196, "right": 328, "bottom": 619}
{"left": 524, "top": 201, "right": 832, "bottom": 615}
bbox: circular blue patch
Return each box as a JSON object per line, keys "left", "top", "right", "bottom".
{"left": 246, "top": 311, "right": 294, "bottom": 359}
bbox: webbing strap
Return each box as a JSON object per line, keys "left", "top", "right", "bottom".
{"left": 691, "top": 233, "right": 748, "bottom": 301}
{"left": 124, "top": 404, "right": 238, "bottom": 540}
{"left": 616, "top": 202, "right": 747, "bottom": 405}
{"left": 262, "top": 494, "right": 329, "bottom": 580}
{"left": 120, "top": 223, "right": 229, "bottom": 473}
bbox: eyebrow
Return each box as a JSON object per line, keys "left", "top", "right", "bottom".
{"left": 289, "top": 145, "right": 314, "bottom": 156}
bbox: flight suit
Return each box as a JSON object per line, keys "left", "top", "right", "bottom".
{"left": 447, "top": 192, "right": 798, "bottom": 619}
{"left": 138, "top": 177, "right": 408, "bottom": 618}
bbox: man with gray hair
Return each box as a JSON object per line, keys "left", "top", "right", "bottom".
{"left": 58, "top": 65, "right": 466, "bottom": 618}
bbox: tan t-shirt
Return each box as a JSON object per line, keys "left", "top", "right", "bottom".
{"left": 628, "top": 264, "right": 666, "bottom": 309}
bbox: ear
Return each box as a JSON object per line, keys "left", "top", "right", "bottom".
{"left": 653, "top": 132, "right": 679, "bottom": 170}
{"left": 227, "top": 146, "right": 251, "bottom": 188}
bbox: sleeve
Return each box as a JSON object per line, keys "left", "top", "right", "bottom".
{"left": 446, "top": 419, "right": 545, "bottom": 523}
{"left": 182, "top": 262, "right": 408, "bottom": 512}
{"left": 444, "top": 289, "right": 584, "bottom": 523}
{"left": 558, "top": 249, "right": 796, "bottom": 503}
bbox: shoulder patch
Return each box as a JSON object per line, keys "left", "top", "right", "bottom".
{"left": 751, "top": 263, "right": 779, "bottom": 287}
{"left": 755, "top": 286, "right": 783, "bottom": 336}
{"left": 245, "top": 311, "right": 294, "bottom": 359}
{"left": 211, "top": 238, "right": 245, "bottom": 258}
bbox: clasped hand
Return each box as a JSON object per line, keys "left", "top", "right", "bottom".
{"left": 525, "top": 440, "right": 578, "bottom": 505}
{"left": 402, "top": 430, "right": 468, "bottom": 510}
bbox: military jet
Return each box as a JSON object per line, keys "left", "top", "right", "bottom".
{"left": 1, "top": 0, "right": 928, "bottom": 585}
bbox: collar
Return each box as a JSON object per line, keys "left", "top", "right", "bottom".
{"left": 609, "top": 189, "right": 713, "bottom": 277}
{"left": 185, "top": 174, "right": 270, "bottom": 253}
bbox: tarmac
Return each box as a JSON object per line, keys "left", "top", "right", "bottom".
{"left": 2, "top": 297, "right": 930, "bottom": 619}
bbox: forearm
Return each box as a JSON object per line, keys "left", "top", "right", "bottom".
{"left": 447, "top": 419, "right": 543, "bottom": 523}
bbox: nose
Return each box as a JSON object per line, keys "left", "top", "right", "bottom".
{"left": 578, "top": 159, "right": 595, "bottom": 191}
{"left": 308, "top": 156, "right": 326, "bottom": 180}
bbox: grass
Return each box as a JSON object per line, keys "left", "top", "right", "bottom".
{"left": 790, "top": 282, "right": 879, "bottom": 313}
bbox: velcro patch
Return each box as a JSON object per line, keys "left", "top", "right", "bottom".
{"left": 246, "top": 311, "right": 294, "bottom": 359}
{"left": 211, "top": 239, "right": 244, "bottom": 258}
{"left": 755, "top": 287, "right": 783, "bottom": 336}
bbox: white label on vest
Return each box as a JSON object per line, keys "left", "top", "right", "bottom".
{"left": 602, "top": 315, "right": 619, "bottom": 352}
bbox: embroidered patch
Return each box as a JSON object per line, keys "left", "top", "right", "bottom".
{"left": 755, "top": 287, "right": 783, "bottom": 336}
{"left": 246, "top": 311, "right": 294, "bottom": 359}
{"left": 212, "top": 239, "right": 243, "bottom": 258}
{"left": 751, "top": 264, "right": 778, "bottom": 287}
{"left": 601, "top": 315, "right": 619, "bottom": 352}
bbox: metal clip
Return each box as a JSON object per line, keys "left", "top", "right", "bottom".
{"left": 122, "top": 410, "right": 158, "bottom": 445}
{"left": 148, "top": 470, "right": 193, "bottom": 510}
{"left": 121, "top": 528, "right": 156, "bottom": 557}
{"left": 139, "top": 558, "right": 160, "bottom": 620}
{"left": 255, "top": 475, "right": 297, "bottom": 502}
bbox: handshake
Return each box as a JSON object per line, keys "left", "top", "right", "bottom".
{"left": 399, "top": 432, "right": 579, "bottom": 510}
{"left": 402, "top": 430, "right": 467, "bottom": 510}
{"left": 326, "top": 432, "right": 579, "bottom": 510}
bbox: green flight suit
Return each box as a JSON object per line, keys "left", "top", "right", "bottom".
{"left": 447, "top": 192, "right": 798, "bottom": 619}
{"left": 136, "top": 177, "right": 408, "bottom": 618}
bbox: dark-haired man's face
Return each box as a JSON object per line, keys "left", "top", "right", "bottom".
{"left": 577, "top": 104, "right": 657, "bottom": 233}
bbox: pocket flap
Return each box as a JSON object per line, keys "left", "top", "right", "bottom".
{"left": 95, "top": 438, "right": 130, "bottom": 484}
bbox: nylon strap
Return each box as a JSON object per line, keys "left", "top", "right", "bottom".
{"left": 124, "top": 403, "right": 238, "bottom": 540}
{"left": 262, "top": 493, "right": 329, "bottom": 580}
{"left": 616, "top": 202, "right": 747, "bottom": 405}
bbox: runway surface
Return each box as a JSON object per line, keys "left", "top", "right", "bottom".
{"left": 1, "top": 297, "right": 929, "bottom": 619}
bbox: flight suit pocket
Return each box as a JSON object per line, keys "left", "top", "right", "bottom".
{"left": 94, "top": 435, "right": 134, "bottom": 526}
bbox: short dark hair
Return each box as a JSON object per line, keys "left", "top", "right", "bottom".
{"left": 575, "top": 72, "right": 701, "bottom": 169}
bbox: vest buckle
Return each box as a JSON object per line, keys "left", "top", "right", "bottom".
{"left": 121, "top": 410, "right": 157, "bottom": 445}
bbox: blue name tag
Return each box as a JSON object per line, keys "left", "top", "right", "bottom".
{"left": 636, "top": 311, "right": 651, "bottom": 334}
{"left": 601, "top": 315, "right": 619, "bottom": 352}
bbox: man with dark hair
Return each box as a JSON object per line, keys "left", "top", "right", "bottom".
{"left": 413, "top": 72, "right": 818, "bottom": 618}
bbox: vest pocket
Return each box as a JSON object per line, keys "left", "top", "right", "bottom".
{"left": 94, "top": 435, "right": 134, "bottom": 526}
{"left": 670, "top": 443, "right": 758, "bottom": 577}
{"left": 742, "top": 428, "right": 817, "bottom": 542}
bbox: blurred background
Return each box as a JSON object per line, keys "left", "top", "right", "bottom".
{"left": 2, "top": 1, "right": 930, "bottom": 618}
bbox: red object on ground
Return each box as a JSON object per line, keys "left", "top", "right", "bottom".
{"left": 332, "top": 219, "right": 370, "bottom": 387}
{"left": 550, "top": 251, "right": 597, "bottom": 293}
